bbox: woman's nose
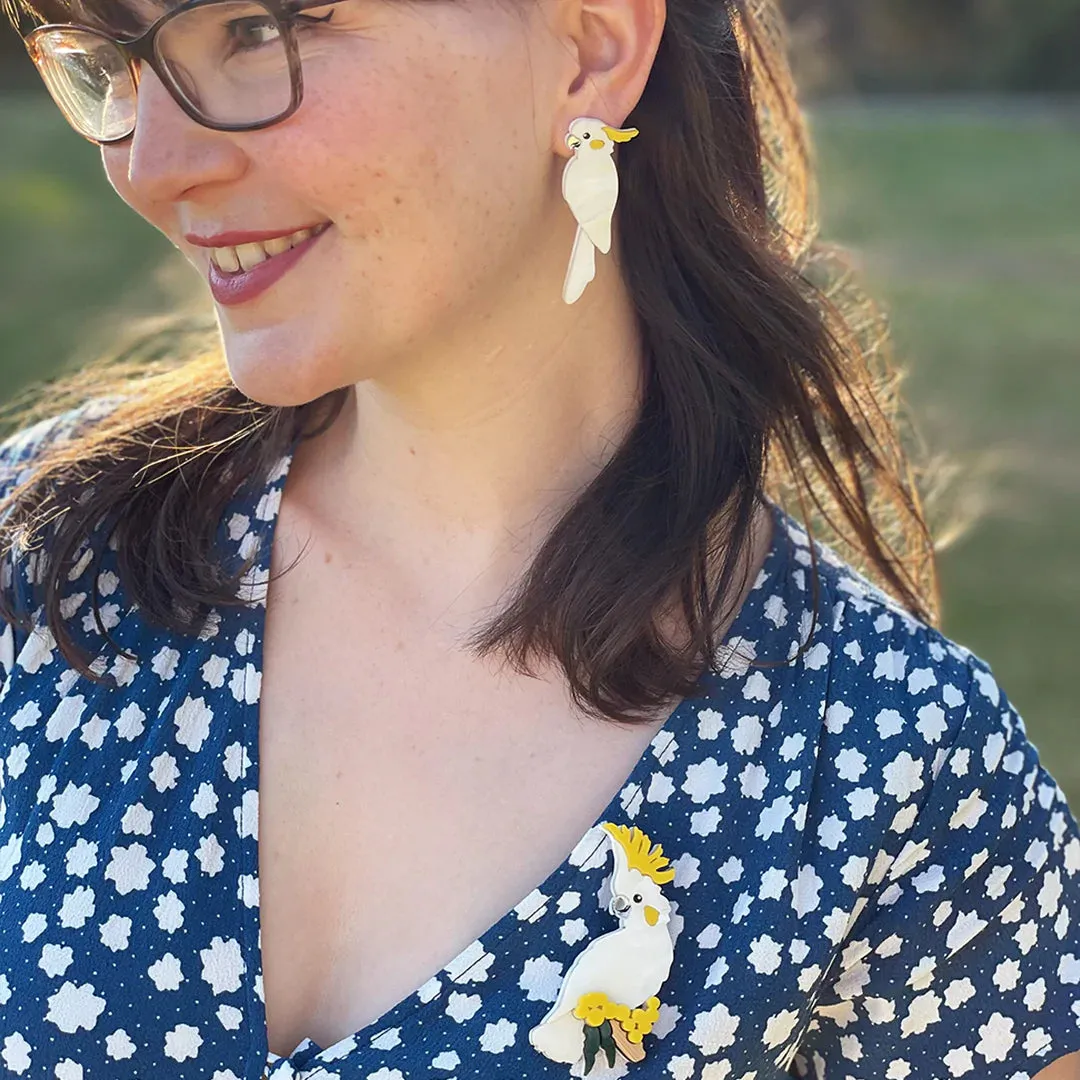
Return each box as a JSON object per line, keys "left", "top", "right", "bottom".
{"left": 125, "top": 64, "right": 248, "bottom": 204}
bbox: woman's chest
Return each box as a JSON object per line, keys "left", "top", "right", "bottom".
{"left": 250, "top": 657, "right": 822, "bottom": 1080}
{"left": 254, "top": 582, "right": 673, "bottom": 1060}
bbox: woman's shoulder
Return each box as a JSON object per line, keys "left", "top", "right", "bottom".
{"left": 722, "top": 504, "right": 1078, "bottom": 888}
{"left": 768, "top": 505, "right": 1009, "bottom": 719}
{"left": 0, "top": 393, "right": 128, "bottom": 490}
{"left": 745, "top": 517, "right": 1080, "bottom": 1077}
{"left": 0, "top": 393, "right": 132, "bottom": 677}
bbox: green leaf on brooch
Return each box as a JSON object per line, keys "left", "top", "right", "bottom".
{"left": 598, "top": 1019, "right": 618, "bottom": 1067}
{"left": 583, "top": 1021, "right": 601, "bottom": 1074}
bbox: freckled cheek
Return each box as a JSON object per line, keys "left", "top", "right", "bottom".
{"left": 344, "top": 149, "right": 465, "bottom": 254}
{"left": 289, "top": 103, "right": 456, "bottom": 242}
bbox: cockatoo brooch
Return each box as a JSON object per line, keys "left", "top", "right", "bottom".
{"left": 528, "top": 822, "right": 675, "bottom": 1074}
{"left": 561, "top": 117, "right": 640, "bottom": 305}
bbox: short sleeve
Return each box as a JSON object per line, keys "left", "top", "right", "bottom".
{"left": 791, "top": 653, "right": 1080, "bottom": 1080}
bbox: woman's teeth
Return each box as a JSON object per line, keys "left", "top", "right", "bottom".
{"left": 210, "top": 224, "right": 328, "bottom": 273}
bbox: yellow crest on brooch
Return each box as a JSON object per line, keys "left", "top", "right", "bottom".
{"left": 601, "top": 822, "right": 675, "bottom": 885}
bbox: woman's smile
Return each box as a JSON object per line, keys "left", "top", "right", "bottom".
{"left": 197, "top": 221, "right": 334, "bottom": 307}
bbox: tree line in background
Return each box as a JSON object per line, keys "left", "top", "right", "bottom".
{"left": 2, "top": 0, "right": 1079, "bottom": 90}
{"left": 782, "top": 0, "right": 1080, "bottom": 93}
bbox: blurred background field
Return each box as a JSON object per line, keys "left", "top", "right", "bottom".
{"left": 809, "top": 99, "right": 1080, "bottom": 805}
{"left": 1, "top": 3, "right": 1079, "bottom": 804}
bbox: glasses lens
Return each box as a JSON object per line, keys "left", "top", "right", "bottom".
{"left": 155, "top": 0, "right": 294, "bottom": 128}
{"left": 30, "top": 28, "right": 137, "bottom": 141}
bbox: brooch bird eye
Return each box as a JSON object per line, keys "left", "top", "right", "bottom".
{"left": 583, "top": 132, "right": 590, "bottom": 138}
{"left": 633, "top": 893, "right": 642, "bottom": 903}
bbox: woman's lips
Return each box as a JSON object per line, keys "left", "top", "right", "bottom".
{"left": 207, "top": 225, "right": 331, "bottom": 307}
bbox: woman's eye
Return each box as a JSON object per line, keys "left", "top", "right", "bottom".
{"left": 225, "top": 16, "right": 282, "bottom": 48}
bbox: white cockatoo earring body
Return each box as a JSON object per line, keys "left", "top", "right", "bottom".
{"left": 561, "top": 116, "right": 640, "bottom": 304}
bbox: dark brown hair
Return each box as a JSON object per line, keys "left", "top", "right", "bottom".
{"left": 0, "top": 0, "right": 944, "bottom": 724}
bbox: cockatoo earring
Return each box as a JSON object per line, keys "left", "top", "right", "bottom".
{"left": 529, "top": 822, "right": 675, "bottom": 1074}
{"left": 560, "top": 116, "right": 640, "bottom": 304}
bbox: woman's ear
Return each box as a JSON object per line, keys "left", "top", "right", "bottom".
{"left": 547, "top": 0, "right": 665, "bottom": 147}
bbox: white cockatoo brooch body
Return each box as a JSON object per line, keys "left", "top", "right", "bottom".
{"left": 528, "top": 822, "right": 675, "bottom": 1074}
{"left": 561, "top": 117, "right": 640, "bottom": 305}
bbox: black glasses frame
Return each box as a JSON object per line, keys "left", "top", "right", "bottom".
{"left": 22, "top": 0, "right": 346, "bottom": 145}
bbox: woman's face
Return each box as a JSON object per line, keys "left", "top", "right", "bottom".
{"left": 101, "top": 0, "right": 585, "bottom": 406}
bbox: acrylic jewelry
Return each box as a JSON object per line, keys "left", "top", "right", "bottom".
{"left": 560, "top": 117, "right": 640, "bottom": 305}
{"left": 528, "top": 822, "right": 675, "bottom": 1074}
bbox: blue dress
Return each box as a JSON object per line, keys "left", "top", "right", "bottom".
{"left": 0, "top": 403, "right": 1077, "bottom": 1080}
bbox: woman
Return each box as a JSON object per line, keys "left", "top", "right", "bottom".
{"left": 1, "top": 0, "right": 1078, "bottom": 1074}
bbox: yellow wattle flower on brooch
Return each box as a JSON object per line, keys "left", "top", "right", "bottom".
{"left": 573, "top": 990, "right": 634, "bottom": 1027}
{"left": 573, "top": 991, "right": 611, "bottom": 1027}
{"left": 620, "top": 996, "right": 662, "bottom": 1042}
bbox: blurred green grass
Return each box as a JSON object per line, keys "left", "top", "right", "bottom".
{"left": 810, "top": 99, "right": 1080, "bottom": 803}
{"left": 1, "top": 94, "right": 1078, "bottom": 804}
{"left": 0, "top": 98, "right": 182, "bottom": 390}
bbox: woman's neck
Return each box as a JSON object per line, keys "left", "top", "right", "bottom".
{"left": 284, "top": 263, "right": 647, "bottom": 613}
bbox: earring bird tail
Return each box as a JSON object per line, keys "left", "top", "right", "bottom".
{"left": 562, "top": 224, "right": 596, "bottom": 305}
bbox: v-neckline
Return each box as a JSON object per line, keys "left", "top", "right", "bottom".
{"left": 241, "top": 430, "right": 792, "bottom": 1075}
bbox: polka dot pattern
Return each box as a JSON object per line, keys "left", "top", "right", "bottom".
{"left": 0, "top": 404, "right": 1076, "bottom": 1080}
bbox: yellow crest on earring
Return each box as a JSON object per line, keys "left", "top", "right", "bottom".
{"left": 602, "top": 125, "right": 640, "bottom": 143}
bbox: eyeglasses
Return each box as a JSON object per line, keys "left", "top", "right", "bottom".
{"left": 21, "top": 0, "right": 346, "bottom": 145}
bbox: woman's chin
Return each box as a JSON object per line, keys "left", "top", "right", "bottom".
{"left": 221, "top": 328, "right": 360, "bottom": 408}
{"left": 224, "top": 352, "right": 347, "bottom": 410}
